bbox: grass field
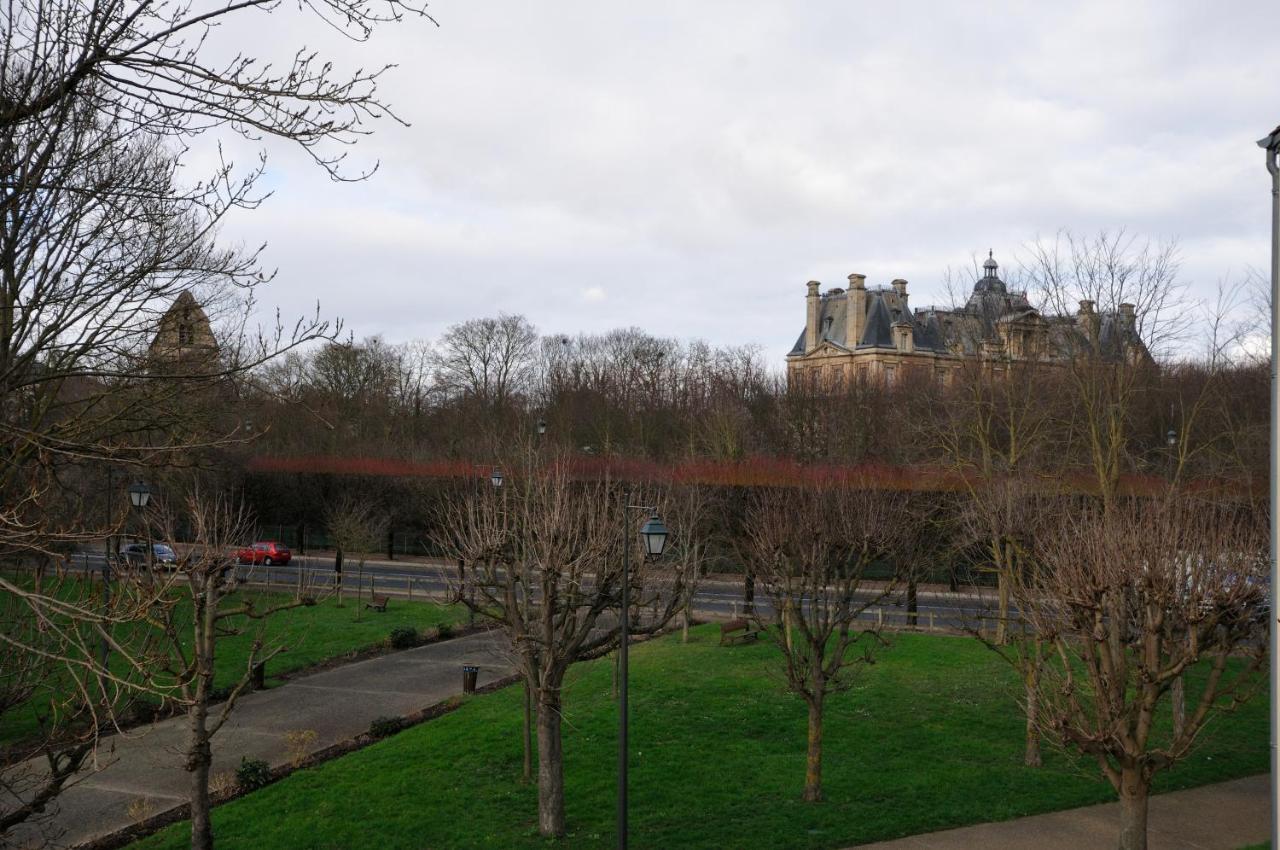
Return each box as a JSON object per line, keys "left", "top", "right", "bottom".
{"left": 129, "top": 625, "right": 1268, "bottom": 850}
{"left": 0, "top": 588, "right": 462, "bottom": 746}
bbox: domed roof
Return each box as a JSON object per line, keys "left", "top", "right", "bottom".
{"left": 970, "top": 249, "right": 1007, "bottom": 298}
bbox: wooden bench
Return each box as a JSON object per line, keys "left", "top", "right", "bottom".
{"left": 720, "top": 618, "right": 763, "bottom": 646}
{"left": 366, "top": 594, "right": 389, "bottom": 613}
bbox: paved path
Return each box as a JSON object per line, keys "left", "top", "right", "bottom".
{"left": 849, "top": 774, "right": 1271, "bottom": 849}
{"left": 9, "top": 631, "right": 513, "bottom": 849}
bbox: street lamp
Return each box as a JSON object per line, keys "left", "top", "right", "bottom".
{"left": 639, "top": 513, "right": 668, "bottom": 558}
{"left": 490, "top": 467, "right": 503, "bottom": 489}
{"left": 127, "top": 481, "right": 155, "bottom": 571}
{"left": 1257, "top": 122, "right": 1280, "bottom": 849}
{"left": 128, "top": 481, "right": 153, "bottom": 509}
{"left": 618, "top": 499, "right": 668, "bottom": 850}
{"left": 1166, "top": 428, "right": 1176, "bottom": 448}
{"left": 536, "top": 418, "right": 547, "bottom": 436}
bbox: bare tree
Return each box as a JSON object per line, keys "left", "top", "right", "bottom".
{"left": 433, "top": 453, "right": 686, "bottom": 838}
{"left": 0, "top": 490, "right": 176, "bottom": 846}
{"left": 926, "top": 339, "right": 1063, "bottom": 643}
{"left": 741, "top": 484, "right": 908, "bottom": 802}
{"left": 664, "top": 483, "right": 714, "bottom": 643}
{"left": 1019, "top": 495, "right": 1267, "bottom": 850}
{"left": 0, "top": 574, "right": 99, "bottom": 845}
{"left": 431, "top": 314, "right": 539, "bottom": 408}
{"left": 1020, "top": 230, "right": 1183, "bottom": 512}
{"left": 146, "top": 492, "right": 322, "bottom": 850}
{"left": 324, "top": 497, "right": 388, "bottom": 608}
{"left": 0, "top": 15, "right": 434, "bottom": 831}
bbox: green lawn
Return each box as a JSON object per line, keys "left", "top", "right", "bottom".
{"left": 1, "top": 588, "right": 461, "bottom": 746}
{"left": 129, "top": 626, "right": 1268, "bottom": 850}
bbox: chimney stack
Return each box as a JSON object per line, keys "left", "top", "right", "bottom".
{"left": 1077, "top": 299, "right": 1100, "bottom": 341}
{"left": 805, "top": 281, "right": 821, "bottom": 353}
{"left": 847, "top": 274, "right": 866, "bottom": 349}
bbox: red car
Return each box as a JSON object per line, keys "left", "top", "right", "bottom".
{"left": 235, "top": 541, "right": 292, "bottom": 566}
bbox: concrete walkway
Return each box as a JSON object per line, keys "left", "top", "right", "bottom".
{"left": 9, "top": 631, "right": 513, "bottom": 849}
{"left": 851, "top": 774, "right": 1271, "bottom": 850}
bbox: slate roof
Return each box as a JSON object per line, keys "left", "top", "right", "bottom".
{"left": 787, "top": 253, "right": 1146, "bottom": 361}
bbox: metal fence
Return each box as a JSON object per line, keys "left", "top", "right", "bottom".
{"left": 243, "top": 559, "right": 456, "bottom": 607}
{"left": 249, "top": 525, "right": 443, "bottom": 559}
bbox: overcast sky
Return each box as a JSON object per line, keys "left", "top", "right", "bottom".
{"left": 211, "top": 1, "right": 1280, "bottom": 362}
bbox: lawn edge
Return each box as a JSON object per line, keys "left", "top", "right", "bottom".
{"left": 80, "top": 669, "right": 523, "bottom": 850}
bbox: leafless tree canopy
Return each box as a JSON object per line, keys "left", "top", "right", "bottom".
{"left": 742, "top": 485, "right": 910, "bottom": 802}
{"left": 1018, "top": 495, "right": 1267, "bottom": 850}
{"left": 433, "top": 452, "right": 689, "bottom": 837}
{"left": 1, "top": 0, "right": 436, "bottom": 174}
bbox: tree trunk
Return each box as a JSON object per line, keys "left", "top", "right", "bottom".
{"left": 906, "top": 577, "right": 919, "bottom": 628}
{"left": 186, "top": 699, "right": 214, "bottom": 850}
{"left": 743, "top": 570, "right": 755, "bottom": 615}
{"left": 334, "top": 548, "right": 344, "bottom": 605}
{"left": 681, "top": 605, "right": 690, "bottom": 643}
{"left": 522, "top": 681, "right": 533, "bottom": 784}
{"left": 1023, "top": 656, "right": 1042, "bottom": 767}
{"left": 536, "top": 688, "right": 566, "bottom": 837}
{"left": 803, "top": 698, "right": 824, "bottom": 802}
{"left": 994, "top": 537, "right": 1010, "bottom": 645}
{"left": 611, "top": 650, "right": 619, "bottom": 700}
{"left": 1117, "top": 767, "right": 1150, "bottom": 850}
{"left": 1171, "top": 675, "right": 1185, "bottom": 740}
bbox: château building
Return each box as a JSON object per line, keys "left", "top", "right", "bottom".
{"left": 786, "top": 252, "right": 1147, "bottom": 385}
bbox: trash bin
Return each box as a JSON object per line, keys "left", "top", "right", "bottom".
{"left": 251, "top": 661, "right": 266, "bottom": 691}
{"left": 462, "top": 665, "right": 479, "bottom": 694}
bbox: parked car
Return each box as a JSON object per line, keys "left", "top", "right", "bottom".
{"left": 235, "top": 541, "right": 292, "bottom": 566}
{"left": 121, "top": 542, "right": 180, "bottom": 568}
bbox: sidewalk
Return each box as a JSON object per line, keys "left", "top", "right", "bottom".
{"left": 9, "top": 631, "right": 513, "bottom": 849}
{"left": 849, "top": 774, "right": 1270, "bottom": 849}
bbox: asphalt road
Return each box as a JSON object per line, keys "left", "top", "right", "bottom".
{"left": 67, "top": 550, "right": 1000, "bottom": 633}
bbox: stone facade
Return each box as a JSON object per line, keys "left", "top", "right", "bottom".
{"left": 148, "top": 290, "right": 219, "bottom": 368}
{"left": 786, "top": 253, "right": 1147, "bottom": 385}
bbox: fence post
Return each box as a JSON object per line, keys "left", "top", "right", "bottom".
{"left": 408, "top": 576, "right": 413, "bottom": 603}
{"left": 876, "top": 608, "right": 883, "bottom": 629}
{"left": 929, "top": 611, "right": 935, "bottom": 632}
{"left": 266, "top": 569, "right": 271, "bottom": 592}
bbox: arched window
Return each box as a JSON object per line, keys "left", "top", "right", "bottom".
{"left": 177, "top": 322, "right": 193, "bottom": 345}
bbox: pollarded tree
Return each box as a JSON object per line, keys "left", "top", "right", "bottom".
{"left": 742, "top": 484, "right": 909, "bottom": 802}
{"left": 1019, "top": 495, "right": 1267, "bottom": 850}
{"left": 434, "top": 452, "right": 688, "bottom": 838}
{"left": 146, "top": 492, "right": 324, "bottom": 850}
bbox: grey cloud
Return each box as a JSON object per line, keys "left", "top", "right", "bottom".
{"left": 204, "top": 0, "right": 1280, "bottom": 362}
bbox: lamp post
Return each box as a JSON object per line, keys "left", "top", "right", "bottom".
{"left": 101, "top": 481, "right": 152, "bottom": 670}
{"left": 128, "top": 481, "right": 154, "bottom": 571}
{"left": 618, "top": 497, "right": 668, "bottom": 850}
{"left": 1257, "top": 123, "right": 1280, "bottom": 849}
